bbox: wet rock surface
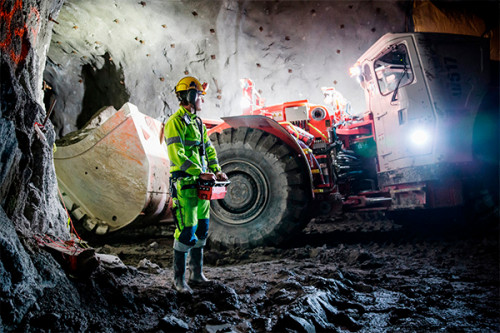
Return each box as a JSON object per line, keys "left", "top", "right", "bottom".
{"left": 16, "top": 214, "right": 500, "bottom": 332}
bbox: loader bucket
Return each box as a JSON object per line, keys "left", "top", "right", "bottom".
{"left": 54, "top": 103, "right": 171, "bottom": 234}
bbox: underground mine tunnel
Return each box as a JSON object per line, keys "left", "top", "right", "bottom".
{"left": 1, "top": 0, "right": 499, "bottom": 332}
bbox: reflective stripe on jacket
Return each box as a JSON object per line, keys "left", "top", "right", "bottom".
{"left": 164, "top": 106, "right": 221, "bottom": 176}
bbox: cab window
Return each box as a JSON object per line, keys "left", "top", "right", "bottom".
{"left": 374, "top": 43, "right": 413, "bottom": 96}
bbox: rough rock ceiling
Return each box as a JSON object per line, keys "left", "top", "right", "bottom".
{"left": 43, "top": 0, "right": 410, "bottom": 137}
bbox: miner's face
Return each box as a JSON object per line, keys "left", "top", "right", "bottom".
{"left": 194, "top": 91, "right": 203, "bottom": 111}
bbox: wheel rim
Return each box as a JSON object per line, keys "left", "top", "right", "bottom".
{"left": 211, "top": 159, "right": 269, "bottom": 225}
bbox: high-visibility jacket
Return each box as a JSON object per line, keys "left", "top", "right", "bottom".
{"left": 164, "top": 106, "right": 221, "bottom": 177}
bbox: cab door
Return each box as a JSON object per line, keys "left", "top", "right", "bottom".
{"left": 371, "top": 39, "right": 434, "bottom": 173}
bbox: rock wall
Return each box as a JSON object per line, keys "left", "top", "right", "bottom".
{"left": 1, "top": 0, "right": 67, "bottom": 234}
{"left": 44, "top": 0, "right": 411, "bottom": 137}
{"left": 0, "top": 206, "right": 73, "bottom": 329}
{"left": 0, "top": 0, "right": 69, "bottom": 328}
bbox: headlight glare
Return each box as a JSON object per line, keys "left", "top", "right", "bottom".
{"left": 410, "top": 129, "right": 430, "bottom": 147}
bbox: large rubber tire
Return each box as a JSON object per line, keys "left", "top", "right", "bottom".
{"left": 209, "top": 127, "right": 312, "bottom": 249}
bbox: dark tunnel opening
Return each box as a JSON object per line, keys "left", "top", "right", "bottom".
{"left": 78, "top": 53, "right": 130, "bottom": 129}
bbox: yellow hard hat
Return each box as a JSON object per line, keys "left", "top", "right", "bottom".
{"left": 175, "top": 76, "right": 207, "bottom": 95}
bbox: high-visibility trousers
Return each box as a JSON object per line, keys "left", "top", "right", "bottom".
{"left": 171, "top": 177, "right": 210, "bottom": 252}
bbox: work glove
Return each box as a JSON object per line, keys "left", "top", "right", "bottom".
{"left": 215, "top": 171, "right": 228, "bottom": 181}
{"left": 200, "top": 172, "right": 216, "bottom": 182}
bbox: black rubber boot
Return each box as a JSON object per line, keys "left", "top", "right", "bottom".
{"left": 173, "top": 250, "right": 192, "bottom": 293}
{"left": 188, "top": 247, "right": 210, "bottom": 283}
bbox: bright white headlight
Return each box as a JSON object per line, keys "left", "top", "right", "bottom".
{"left": 349, "top": 66, "right": 361, "bottom": 77}
{"left": 410, "top": 129, "right": 430, "bottom": 146}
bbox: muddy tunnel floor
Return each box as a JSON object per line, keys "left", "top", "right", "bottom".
{"left": 23, "top": 214, "right": 499, "bottom": 332}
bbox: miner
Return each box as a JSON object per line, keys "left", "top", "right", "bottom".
{"left": 164, "top": 76, "right": 228, "bottom": 293}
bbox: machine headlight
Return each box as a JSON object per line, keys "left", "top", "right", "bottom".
{"left": 311, "top": 107, "right": 326, "bottom": 121}
{"left": 410, "top": 129, "right": 431, "bottom": 147}
{"left": 349, "top": 65, "right": 361, "bottom": 77}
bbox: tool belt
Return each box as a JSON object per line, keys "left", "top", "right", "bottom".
{"left": 172, "top": 172, "right": 230, "bottom": 201}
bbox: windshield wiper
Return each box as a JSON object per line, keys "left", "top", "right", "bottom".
{"left": 391, "top": 65, "right": 408, "bottom": 102}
